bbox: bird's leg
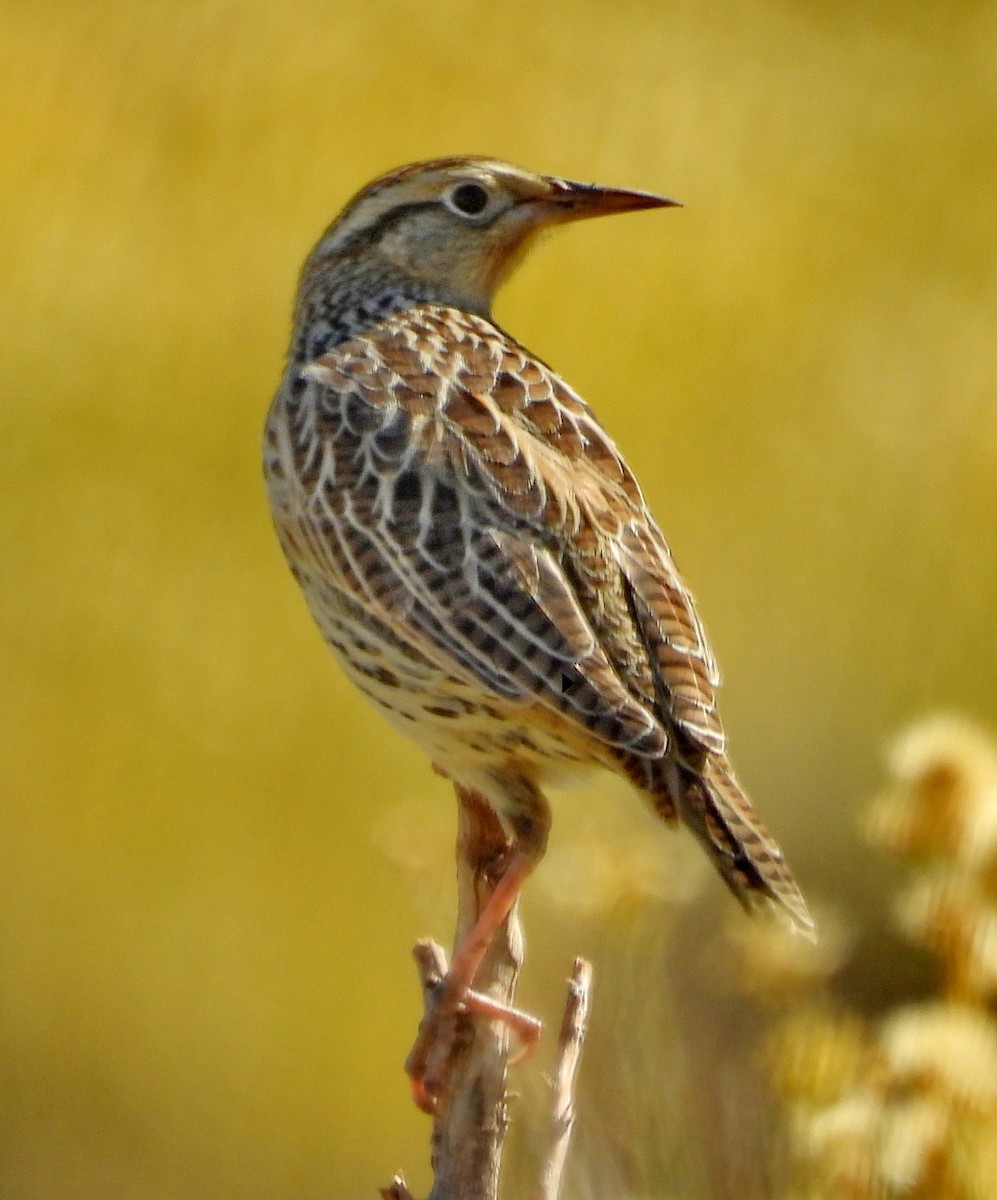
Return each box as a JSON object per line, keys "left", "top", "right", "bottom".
{"left": 406, "top": 848, "right": 540, "bottom": 1113}
{"left": 405, "top": 781, "right": 548, "bottom": 1113}
{"left": 442, "top": 848, "right": 534, "bottom": 1005}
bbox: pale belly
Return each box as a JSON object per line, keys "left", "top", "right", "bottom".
{"left": 296, "top": 569, "right": 604, "bottom": 791}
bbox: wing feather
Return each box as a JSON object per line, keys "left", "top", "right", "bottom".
{"left": 280, "top": 304, "right": 724, "bottom": 759}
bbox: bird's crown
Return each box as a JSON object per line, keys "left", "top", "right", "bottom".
{"left": 300, "top": 157, "right": 677, "bottom": 317}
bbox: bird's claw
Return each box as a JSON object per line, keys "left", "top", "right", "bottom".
{"left": 405, "top": 979, "right": 542, "bottom": 1114}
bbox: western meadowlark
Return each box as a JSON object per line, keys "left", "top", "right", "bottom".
{"left": 264, "top": 156, "right": 813, "bottom": 1096}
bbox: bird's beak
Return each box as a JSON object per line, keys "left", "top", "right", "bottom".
{"left": 542, "top": 176, "right": 681, "bottom": 222}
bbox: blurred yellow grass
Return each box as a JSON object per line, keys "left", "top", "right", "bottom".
{"left": 1, "top": 1, "right": 996, "bottom": 1196}
{"left": 767, "top": 717, "right": 997, "bottom": 1199}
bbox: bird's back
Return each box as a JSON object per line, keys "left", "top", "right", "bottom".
{"left": 264, "top": 302, "right": 812, "bottom": 934}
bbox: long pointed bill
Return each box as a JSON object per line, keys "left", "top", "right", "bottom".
{"left": 544, "top": 176, "right": 681, "bottom": 221}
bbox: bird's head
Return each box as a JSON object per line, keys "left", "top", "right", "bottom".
{"left": 304, "top": 157, "right": 679, "bottom": 315}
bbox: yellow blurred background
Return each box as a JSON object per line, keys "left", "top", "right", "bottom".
{"left": 2, "top": 0, "right": 995, "bottom": 1196}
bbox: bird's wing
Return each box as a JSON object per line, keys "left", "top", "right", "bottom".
{"left": 279, "top": 304, "right": 719, "bottom": 757}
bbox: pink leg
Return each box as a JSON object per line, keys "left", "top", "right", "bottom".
{"left": 406, "top": 850, "right": 541, "bottom": 1111}
{"left": 443, "top": 850, "right": 533, "bottom": 1002}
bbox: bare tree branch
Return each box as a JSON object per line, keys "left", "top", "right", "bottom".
{"left": 405, "top": 788, "right": 527, "bottom": 1200}
{"left": 534, "top": 958, "right": 593, "bottom": 1200}
{"left": 392, "top": 791, "right": 592, "bottom": 1200}
{"left": 380, "top": 1175, "right": 416, "bottom": 1200}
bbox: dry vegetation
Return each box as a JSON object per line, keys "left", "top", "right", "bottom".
{"left": 767, "top": 717, "right": 997, "bottom": 1199}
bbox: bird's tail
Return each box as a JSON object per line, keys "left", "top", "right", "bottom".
{"left": 632, "top": 750, "right": 814, "bottom": 938}
{"left": 683, "top": 756, "right": 814, "bottom": 937}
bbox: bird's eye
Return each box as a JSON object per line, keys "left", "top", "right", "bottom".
{"left": 447, "top": 181, "right": 491, "bottom": 218}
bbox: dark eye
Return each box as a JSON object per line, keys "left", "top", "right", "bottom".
{"left": 448, "top": 181, "right": 490, "bottom": 217}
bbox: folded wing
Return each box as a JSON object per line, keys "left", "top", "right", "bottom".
{"left": 280, "top": 304, "right": 724, "bottom": 763}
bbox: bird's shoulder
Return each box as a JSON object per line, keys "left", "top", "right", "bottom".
{"left": 301, "top": 304, "right": 645, "bottom": 522}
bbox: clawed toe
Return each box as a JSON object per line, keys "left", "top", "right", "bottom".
{"left": 405, "top": 973, "right": 542, "bottom": 1113}
{"left": 462, "top": 988, "right": 542, "bottom": 1066}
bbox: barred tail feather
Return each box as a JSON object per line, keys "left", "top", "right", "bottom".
{"left": 674, "top": 756, "right": 815, "bottom": 939}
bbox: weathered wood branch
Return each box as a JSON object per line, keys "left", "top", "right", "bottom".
{"left": 388, "top": 787, "right": 592, "bottom": 1200}
{"left": 535, "top": 957, "right": 593, "bottom": 1200}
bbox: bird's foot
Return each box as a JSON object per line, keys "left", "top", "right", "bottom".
{"left": 405, "top": 977, "right": 541, "bottom": 1113}
{"left": 405, "top": 849, "right": 540, "bottom": 1113}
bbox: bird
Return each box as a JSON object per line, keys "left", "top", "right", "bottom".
{"left": 263, "top": 156, "right": 813, "bottom": 1099}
